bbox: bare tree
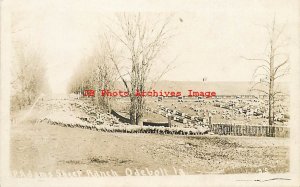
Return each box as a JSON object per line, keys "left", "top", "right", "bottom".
{"left": 68, "top": 40, "right": 117, "bottom": 112}
{"left": 91, "top": 42, "right": 118, "bottom": 112}
{"left": 106, "top": 13, "right": 175, "bottom": 125}
{"left": 11, "top": 42, "right": 48, "bottom": 110}
{"left": 10, "top": 10, "right": 49, "bottom": 111}
{"left": 242, "top": 18, "right": 289, "bottom": 129}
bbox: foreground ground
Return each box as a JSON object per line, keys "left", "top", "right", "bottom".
{"left": 10, "top": 120, "right": 289, "bottom": 176}
{"left": 10, "top": 95, "right": 289, "bottom": 177}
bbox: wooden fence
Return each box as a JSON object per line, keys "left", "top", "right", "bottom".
{"left": 208, "top": 124, "right": 289, "bottom": 138}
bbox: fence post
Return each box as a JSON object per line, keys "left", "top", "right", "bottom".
{"left": 168, "top": 116, "right": 172, "bottom": 127}
{"left": 270, "top": 126, "right": 275, "bottom": 137}
{"left": 275, "top": 127, "right": 279, "bottom": 137}
{"left": 241, "top": 126, "right": 245, "bottom": 136}
{"left": 266, "top": 126, "right": 269, "bottom": 137}
{"left": 233, "top": 124, "right": 236, "bottom": 136}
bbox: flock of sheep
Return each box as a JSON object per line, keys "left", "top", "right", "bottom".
{"left": 39, "top": 98, "right": 210, "bottom": 135}
{"left": 153, "top": 105, "right": 209, "bottom": 126}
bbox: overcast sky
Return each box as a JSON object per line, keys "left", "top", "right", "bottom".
{"left": 8, "top": 0, "right": 299, "bottom": 93}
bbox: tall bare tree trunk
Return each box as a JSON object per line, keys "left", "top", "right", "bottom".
{"left": 269, "top": 44, "right": 275, "bottom": 127}
{"left": 136, "top": 96, "right": 145, "bottom": 126}
{"left": 130, "top": 95, "right": 137, "bottom": 125}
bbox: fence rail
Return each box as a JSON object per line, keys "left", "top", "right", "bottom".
{"left": 143, "top": 121, "right": 169, "bottom": 127}
{"left": 208, "top": 124, "right": 289, "bottom": 138}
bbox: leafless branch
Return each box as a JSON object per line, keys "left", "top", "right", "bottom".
{"left": 274, "top": 57, "right": 289, "bottom": 74}
{"left": 240, "top": 56, "right": 270, "bottom": 64}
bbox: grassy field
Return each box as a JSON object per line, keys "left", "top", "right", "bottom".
{"left": 10, "top": 105, "right": 289, "bottom": 177}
